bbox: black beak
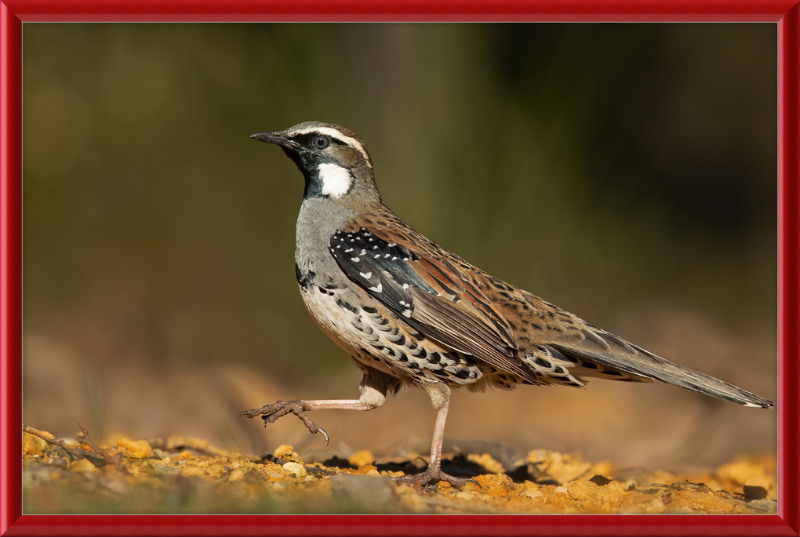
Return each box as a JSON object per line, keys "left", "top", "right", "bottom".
{"left": 250, "top": 130, "right": 298, "bottom": 150}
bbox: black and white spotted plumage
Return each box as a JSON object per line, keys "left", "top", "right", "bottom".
{"left": 317, "top": 208, "right": 769, "bottom": 408}
{"left": 298, "top": 277, "right": 487, "bottom": 389}
{"left": 329, "top": 228, "right": 424, "bottom": 318}
{"left": 326, "top": 227, "right": 538, "bottom": 384}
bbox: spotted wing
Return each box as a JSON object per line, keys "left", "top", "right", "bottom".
{"left": 329, "top": 227, "right": 537, "bottom": 382}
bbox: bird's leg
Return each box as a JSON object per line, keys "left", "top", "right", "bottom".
{"left": 395, "top": 400, "right": 477, "bottom": 488}
{"left": 239, "top": 387, "right": 386, "bottom": 444}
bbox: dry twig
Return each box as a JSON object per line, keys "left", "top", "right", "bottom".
{"left": 76, "top": 422, "right": 130, "bottom": 474}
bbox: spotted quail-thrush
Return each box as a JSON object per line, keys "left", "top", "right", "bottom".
{"left": 241, "top": 121, "right": 773, "bottom": 487}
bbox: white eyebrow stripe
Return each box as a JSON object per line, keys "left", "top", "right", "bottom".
{"left": 291, "top": 126, "right": 372, "bottom": 168}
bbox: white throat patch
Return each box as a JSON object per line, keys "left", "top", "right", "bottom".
{"left": 318, "top": 163, "right": 353, "bottom": 198}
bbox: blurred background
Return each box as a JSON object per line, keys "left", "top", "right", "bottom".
{"left": 23, "top": 23, "right": 776, "bottom": 471}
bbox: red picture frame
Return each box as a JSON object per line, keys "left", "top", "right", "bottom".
{"left": 1, "top": 2, "right": 798, "bottom": 535}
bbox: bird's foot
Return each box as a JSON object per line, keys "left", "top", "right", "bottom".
{"left": 394, "top": 466, "right": 479, "bottom": 488}
{"left": 239, "top": 400, "right": 329, "bottom": 444}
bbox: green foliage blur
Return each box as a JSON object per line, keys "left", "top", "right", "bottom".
{"left": 22, "top": 23, "right": 776, "bottom": 446}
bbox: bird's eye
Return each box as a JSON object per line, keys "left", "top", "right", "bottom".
{"left": 313, "top": 135, "right": 329, "bottom": 149}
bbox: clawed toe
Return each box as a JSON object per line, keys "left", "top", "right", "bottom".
{"left": 239, "top": 400, "right": 329, "bottom": 444}
{"left": 315, "top": 426, "right": 329, "bottom": 445}
{"left": 238, "top": 407, "right": 266, "bottom": 419}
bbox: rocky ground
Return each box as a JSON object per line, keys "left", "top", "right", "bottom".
{"left": 22, "top": 425, "right": 777, "bottom": 515}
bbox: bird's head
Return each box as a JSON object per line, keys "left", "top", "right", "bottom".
{"left": 251, "top": 121, "right": 381, "bottom": 206}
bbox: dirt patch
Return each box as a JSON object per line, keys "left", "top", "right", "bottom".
{"left": 22, "top": 425, "right": 777, "bottom": 514}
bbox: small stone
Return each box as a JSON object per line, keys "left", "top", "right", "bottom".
{"left": 568, "top": 480, "right": 599, "bottom": 501}
{"left": 282, "top": 462, "right": 307, "bottom": 478}
{"left": 23, "top": 428, "right": 54, "bottom": 456}
{"left": 355, "top": 464, "right": 379, "bottom": 475}
{"left": 522, "top": 481, "right": 539, "bottom": 490}
{"left": 117, "top": 438, "right": 153, "bottom": 459}
{"left": 70, "top": 458, "right": 98, "bottom": 473}
{"left": 274, "top": 444, "right": 302, "bottom": 463}
{"left": 60, "top": 438, "right": 80, "bottom": 449}
{"left": 520, "top": 488, "right": 544, "bottom": 500}
{"left": 348, "top": 449, "right": 374, "bottom": 468}
{"left": 743, "top": 477, "right": 769, "bottom": 500}
{"left": 228, "top": 469, "right": 245, "bottom": 482}
{"left": 554, "top": 486, "right": 568, "bottom": 494}
{"left": 274, "top": 444, "right": 294, "bottom": 457}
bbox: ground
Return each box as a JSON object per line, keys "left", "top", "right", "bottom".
{"left": 22, "top": 425, "right": 777, "bottom": 515}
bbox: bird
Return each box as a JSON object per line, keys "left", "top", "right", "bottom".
{"left": 240, "top": 121, "right": 774, "bottom": 487}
